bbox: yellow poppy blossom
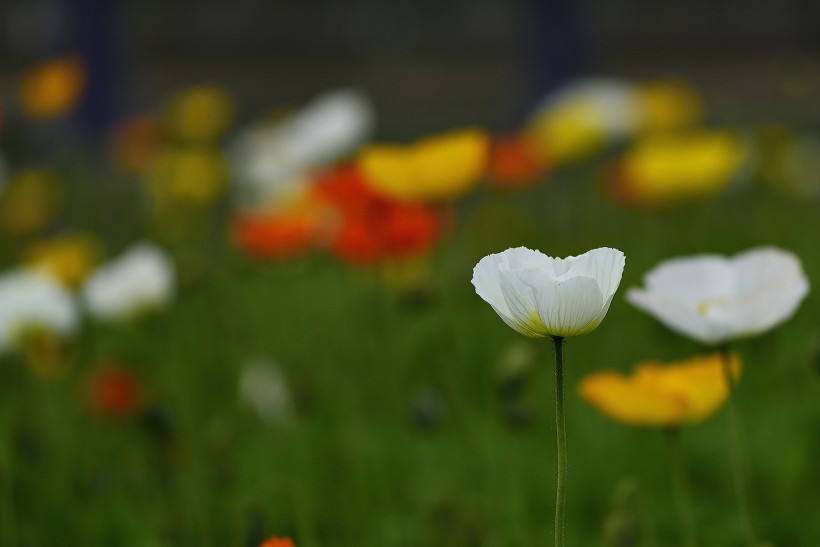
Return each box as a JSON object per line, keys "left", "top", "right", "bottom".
{"left": 166, "top": 86, "right": 233, "bottom": 143}
{"left": 610, "top": 131, "right": 749, "bottom": 208}
{"left": 358, "top": 128, "right": 489, "bottom": 201}
{"left": 638, "top": 81, "right": 703, "bottom": 132}
{"left": 0, "top": 170, "right": 63, "bottom": 235}
{"left": 144, "top": 147, "right": 229, "bottom": 207}
{"left": 578, "top": 353, "right": 741, "bottom": 427}
{"left": 26, "top": 234, "right": 101, "bottom": 289}
{"left": 19, "top": 56, "right": 86, "bottom": 120}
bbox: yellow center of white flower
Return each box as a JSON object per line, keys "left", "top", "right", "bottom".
{"left": 696, "top": 296, "right": 730, "bottom": 316}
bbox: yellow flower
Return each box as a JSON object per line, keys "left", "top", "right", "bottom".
{"left": 526, "top": 79, "right": 640, "bottom": 165}
{"left": 166, "top": 86, "right": 233, "bottom": 143}
{"left": 26, "top": 234, "right": 101, "bottom": 289}
{"left": 611, "top": 131, "right": 749, "bottom": 208}
{"left": 637, "top": 81, "right": 703, "bottom": 132}
{"left": 358, "top": 128, "right": 489, "bottom": 201}
{"left": 578, "top": 353, "right": 741, "bottom": 427}
{"left": 19, "top": 56, "right": 86, "bottom": 120}
{"left": 145, "top": 147, "right": 229, "bottom": 207}
{"left": 0, "top": 170, "right": 62, "bottom": 235}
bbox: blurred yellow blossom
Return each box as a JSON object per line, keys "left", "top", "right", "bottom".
{"left": 358, "top": 128, "right": 489, "bottom": 201}
{"left": 26, "top": 234, "right": 101, "bottom": 289}
{"left": 638, "top": 81, "right": 703, "bottom": 132}
{"left": 166, "top": 86, "right": 233, "bottom": 143}
{"left": 145, "top": 147, "right": 229, "bottom": 207}
{"left": 0, "top": 169, "right": 62, "bottom": 235}
{"left": 609, "top": 131, "right": 749, "bottom": 208}
{"left": 19, "top": 56, "right": 86, "bottom": 120}
{"left": 527, "top": 79, "right": 641, "bottom": 165}
{"left": 579, "top": 353, "right": 741, "bottom": 427}
{"left": 527, "top": 78, "right": 704, "bottom": 166}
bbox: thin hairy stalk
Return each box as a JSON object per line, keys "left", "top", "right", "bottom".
{"left": 552, "top": 336, "right": 567, "bottom": 547}
{"left": 718, "top": 345, "right": 757, "bottom": 546}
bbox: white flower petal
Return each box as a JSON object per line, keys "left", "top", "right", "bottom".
{"left": 643, "top": 255, "right": 735, "bottom": 304}
{"left": 473, "top": 246, "right": 625, "bottom": 338}
{"left": 0, "top": 269, "right": 79, "bottom": 352}
{"left": 83, "top": 242, "right": 175, "bottom": 321}
{"left": 626, "top": 287, "right": 730, "bottom": 344}
{"left": 628, "top": 246, "right": 809, "bottom": 344}
{"left": 562, "top": 247, "right": 626, "bottom": 300}
{"left": 535, "top": 276, "right": 605, "bottom": 337}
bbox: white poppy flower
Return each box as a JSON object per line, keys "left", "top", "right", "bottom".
{"left": 83, "top": 242, "right": 175, "bottom": 321}
{"left": 0, "top": 269, "right": 79, "bottom": 353}
{"left": 531, "top": 78, "right": 643, "bottom": 138}
{"left": 627, "top": 247, "right": 809, "bottom": 345}
{"left": 239, "top": 359, "right": 294, "bottom": 426}
{"left": 472, "top": 247, "right": 626, "bottom": 338}
{"left": 230, "top": 89, "right": 374, "bottom": 209}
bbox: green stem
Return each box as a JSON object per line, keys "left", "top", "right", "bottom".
{"left": 552, "top": 336, "right": 566, "bottom": 547}
{"left": 718, "top": 345, "right": 757, "bottom": 546}
{"left": 665, "top": 428, "right": 697, "bottom": 547}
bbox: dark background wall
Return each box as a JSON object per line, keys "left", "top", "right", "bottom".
{"left": 2, "top": 0, "right": 820, "bottom": 134}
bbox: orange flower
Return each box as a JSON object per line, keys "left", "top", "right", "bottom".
{"left": 312, "top": 165, "right": 443, "bottom": 264}
{"left": 486, "top": 134, "right": 547, "bottom": 190}
{"left": 578, "top": 353, "right": 741, "bottom": 427}
{"left": 260, "top": 538, "right": 295, "bottom": 547}
{"left": 232, "top": 204, "right": 322, "bottom": 259}
{"left": 85, "top": 365, "right": 144, "bottom": 419}
{"left": 19, "top": 56, "right": 86, "bottom": 120}
{"left": 110, "top": 115, "right": 162, "bottom": 174}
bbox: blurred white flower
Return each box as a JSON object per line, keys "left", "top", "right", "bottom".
{"left": 532, "top": 78, "right": 643, "bottom": 138}
{"left": 627, "top": 247, "right": 809, "bottom": 345}
{"left": 83, "top": 242, "right": 175, "bottom": 321}
{"left": 472, "top": 247, "right": 625, "bottom": 338}
{"left": 230, "top": 89, "right": 374, "bottom": 209}
{"left": 0, "top": 268, "right": 79, "bottom": 353}
{"left": 239, "top": 359, "right": 294, "bottom": 425}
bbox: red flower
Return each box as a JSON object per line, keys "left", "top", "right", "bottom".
{"left": 486, "top": 134, "right": 547, "bottom": 190}
{"left": 260, "top": 538, "right": 295, "bottom": 547}
{"left": 232, "top": 205, "right": 322, "bottom": 260}
{"left": 312, "top": 165, "right": 443, "bottom": 265}
{"left": 86, "top": 365, "right": 144, "bottom": 419}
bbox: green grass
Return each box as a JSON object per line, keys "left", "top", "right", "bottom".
{"left": 2, "top": 164, "right": 820, "bottom": 546}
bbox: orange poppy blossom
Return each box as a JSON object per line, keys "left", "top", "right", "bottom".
{"left": 19, "top": 56, "right": 86, "bottom": 120}
{"left": 260, "top": 538, "right": 295, "bottom": 547}
{"left": 311, "top": 164, "right": 444, "bottom": 265}
{"left": 486, "top": 133, "right": 548, "bottom": 190}
{"left": 578, "top": 353, "right": 741, "bottom": 428}
{"left": 110, "top": 114, "right": 163, "bottom": 174}
{"left": 84, "top": 364, "right": 145, "bottom": 419}
{"left": 232, "top": 201, "right": 325, "bottom": 260}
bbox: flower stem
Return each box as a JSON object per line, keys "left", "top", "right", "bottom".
{"left": 664, "top": 427, "right": 697, "bottom": 547}
{"left": 552, "top": 335, "right": 567, "bottom": 547}
{"left": 718, "top": 345, "right": 757, "bottom": 546}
